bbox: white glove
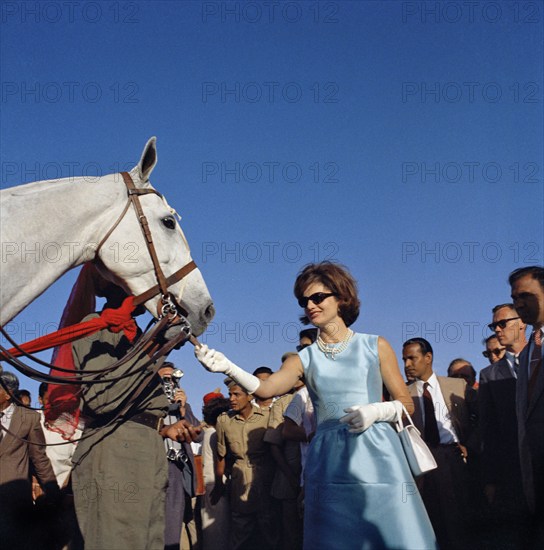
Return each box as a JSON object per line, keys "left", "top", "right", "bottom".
{"left": 194, "top": 344, "right": 261, "bottom": 394}
{"left": 339, "top": 401, "right": 402, "bottom": 433}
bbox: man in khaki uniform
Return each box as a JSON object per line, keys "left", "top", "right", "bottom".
{"left": 213, "top": 380, "right": 277, "bottom": 549}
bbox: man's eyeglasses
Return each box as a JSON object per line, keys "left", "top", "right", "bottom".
{"left": 487, "top": 317, "right": 520, "bottom": 331}
{"left": 482, "top": 348, "right": 505, "bottom": 358}
{"left": 298, "top": 292, "right": 337, "bottom": 309}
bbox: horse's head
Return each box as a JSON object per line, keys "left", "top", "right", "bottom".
{"left": 97, "top": 137, "right": 215, "bottom": 336}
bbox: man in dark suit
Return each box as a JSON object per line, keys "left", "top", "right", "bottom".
{"left": 509, "top": 266, "right": 544, "bottom": 547}
{"left": 402, "top": 338, "right": 476, "bottom": 550}
{"left": 479, "top": 303, "right": 528, "bottom": 546}
{"left": 0, "top": 370, "right": 60, "bottom": 549}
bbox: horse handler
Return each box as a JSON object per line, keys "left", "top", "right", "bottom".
{"left": 46, "top": 265, "right": 198, "bottom": 550}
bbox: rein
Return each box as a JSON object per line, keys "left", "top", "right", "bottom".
{"left": 0, "top": 320, "right": 192, "bottom": 447}
{"left": 0, "top": 314, "right": 170, "bottom": 382}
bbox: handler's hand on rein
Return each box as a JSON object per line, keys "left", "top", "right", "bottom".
{"left": 162, "top": 420, "right": 201, "bottom": 443}
{"left": 340, "top": 401, "right": 402, "bottom": 433}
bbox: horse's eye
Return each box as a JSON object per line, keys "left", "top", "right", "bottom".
{"left": 162, "top": 216, "right": 176, "bottom": 230}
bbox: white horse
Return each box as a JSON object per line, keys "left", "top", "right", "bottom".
{"left": 0, "top": 138, "right": 214, "bottom": 336}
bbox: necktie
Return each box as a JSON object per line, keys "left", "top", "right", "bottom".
{"left": 423, "top": 382, "right": 440, "bottom": 445}
{"left": 0, "top": 411, "right": 4, "bottom": 443}
{"left": 528, "top": 330, "right": 542, "bottom": 401}
{"left": 514, "top": 355, "right": 520, "bottom": 376}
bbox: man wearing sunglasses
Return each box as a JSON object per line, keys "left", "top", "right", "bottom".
{"left": 509, "top": 266, "right": 544, "bottom": 548}
{"left": 482, "top": 335, "right": 506, "bottom": 364}
{"left": 478, "top": 303, "right": 528, "bottom": 547}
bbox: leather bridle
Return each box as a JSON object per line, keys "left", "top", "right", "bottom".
{"left": 96, "top": 171, "right": 198, "bottom": 320}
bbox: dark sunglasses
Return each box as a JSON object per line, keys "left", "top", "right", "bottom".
{"left": 482, "top": 348, "right": 505, "bottom": 358}
{"left": 487, "top": 317, "right": 520, "bottom": 331}
{"left": 297, "top": 292, "right": 337, "bottom": 309}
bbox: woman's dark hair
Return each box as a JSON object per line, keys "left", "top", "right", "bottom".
{"left": 294, "top": 262, "right": 360, "bottom": 327}
{"left": 202, "top": 397, "right": 230, "bottom": 426}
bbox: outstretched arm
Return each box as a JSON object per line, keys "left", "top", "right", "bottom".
{"left": 195, "top": 345, "right": 303, "bottom": 398}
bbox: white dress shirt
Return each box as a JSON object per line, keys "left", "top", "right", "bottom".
{"left": 415, "top": 373, "right": 458, "bottom": 444}
{"left": 505, "top": 351, "right": 520, "bottom": 379}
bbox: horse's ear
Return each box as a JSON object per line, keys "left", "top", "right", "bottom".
{"left": 136, "top": 137, "right": 158, "bottom": 182}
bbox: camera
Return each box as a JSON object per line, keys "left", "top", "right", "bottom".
{"left": 162, "top": 368, "right": 184, "bottom": 403}
{"left": 166, "top": 446, "right": 190, "bottom": 464}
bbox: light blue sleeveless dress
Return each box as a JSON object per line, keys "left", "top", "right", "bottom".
{"left": 299, "top": 333, "right": 437, "bottom": 550}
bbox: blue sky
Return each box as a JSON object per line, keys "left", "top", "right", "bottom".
{"left": 1, "top": 0, "right": 543, "bottom": 409}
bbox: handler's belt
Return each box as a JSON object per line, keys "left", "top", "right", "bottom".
{"left": 87, "top": 411, "right": 165, "bottom": 432}
{"left": 128, "top": 411, "right": 165, "bottom": 432}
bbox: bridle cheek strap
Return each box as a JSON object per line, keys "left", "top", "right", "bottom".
{"left": 95, "top": 172, "right": 198, "bottom": 319}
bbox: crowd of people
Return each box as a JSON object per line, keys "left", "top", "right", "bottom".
{"left": 0, "top": 262, "right": 543, "bottom": 550}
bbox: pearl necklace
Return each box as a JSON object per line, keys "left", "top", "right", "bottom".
{"left": 316, "top": 329, "right": 354, "bottom": 360}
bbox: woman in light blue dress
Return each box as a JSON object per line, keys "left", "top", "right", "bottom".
{"left": 196, "top": 262, "right": 437, "bottom": 549}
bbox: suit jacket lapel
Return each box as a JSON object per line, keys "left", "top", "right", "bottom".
{"left": 438, "top": 377, "right": 452, "bottom": 411}
{"left": 0, "top": 404, "right": 22, "bottom": 452}
{"left": 517, "top": 334, "right": 544, "bottom": 419}
{"left": 437, "top": 376, "right": 464, "bottom": 442}
{"left": 528, "top": 369, "right": 544, "bottom": 416}
{"left": 517, "top": 345, "right": 529, "bottom": 421}
{"left": 496, "top": 357, "right": 514, "bottom": 380}
{"left": 527, "top": 334, "right": 544, "bottom": 417}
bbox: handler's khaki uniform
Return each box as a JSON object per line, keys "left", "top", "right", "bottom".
{"left": 216, "top": 406, "right": 277, "bottom": 549}
{"left": 71, "top": 313, "right": 169, "bottom": 550}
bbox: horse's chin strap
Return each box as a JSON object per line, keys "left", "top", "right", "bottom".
{"left": 95, "top": 172, "right": 198, "bottom": 324}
